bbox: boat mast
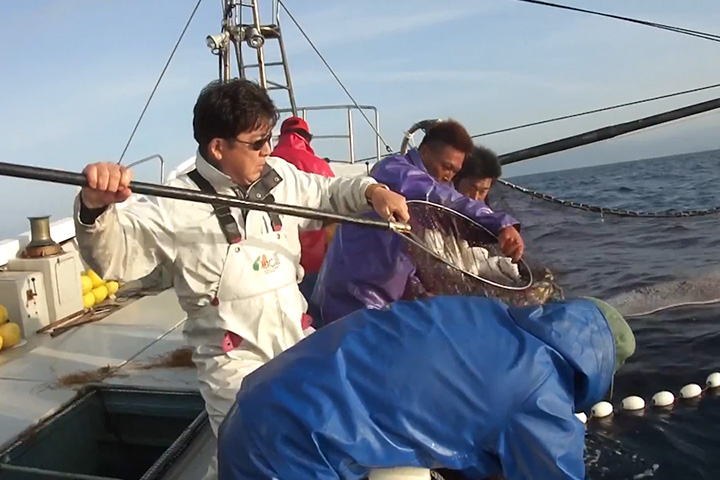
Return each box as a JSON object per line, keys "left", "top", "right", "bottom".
{"left": 203, "top": 1, "right": 385, "bottom": 163}
{"left": 206, "top": 0, "right": 297, "bottom": 115}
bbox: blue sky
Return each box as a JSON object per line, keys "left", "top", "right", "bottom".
{"left": 1, "top": 0, "right": 720, "bottom": 237}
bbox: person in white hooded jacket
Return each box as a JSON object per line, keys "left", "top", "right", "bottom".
{"left": 73, "top": 78, "right": 409, "bottom": 480}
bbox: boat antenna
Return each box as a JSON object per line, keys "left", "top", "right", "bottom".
{"left": 117, "top": 0, "right": 205, "bottom": 164}
{"left": 514, "top": 0, "right": 720, "bottom": 43}
{"left": 277, "top": 0, "right": 394, "bottom": 155}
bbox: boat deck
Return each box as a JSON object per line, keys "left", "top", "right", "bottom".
{"left": 0, "top": 288, "right": 212, "bottom": 480}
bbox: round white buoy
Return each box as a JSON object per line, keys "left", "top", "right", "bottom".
{"left": 651, "top": 391, "right": 675, "bottom": 407}
{"left": 591, "top": 401, "right": 613, "bottom": 418}
{"left": 575, "top": 412, "right": 587, "bottom": 424}
{"left": 679, "top": 383, "right": 702, "bottom": 399}
{"left": 706, "top": 372, "right": 720, "bottom": 389}
{"left": 369, "top": 468, "right": 431, "bottom": 480}
{"left": 621, "top": 395, "right": 645, "bottom": 411}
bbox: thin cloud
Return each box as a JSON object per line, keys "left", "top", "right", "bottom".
{"left": 283, "top": 1, "right": 508, "bottom": 55}
{"left": 291, "top": 67, "right": 597, "bottom": 94}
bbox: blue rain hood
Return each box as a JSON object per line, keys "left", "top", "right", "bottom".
{"left": 218, "top": 297, "right": 616, "bottom": 480}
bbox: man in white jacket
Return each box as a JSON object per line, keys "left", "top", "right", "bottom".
{"left": 74, "top": 78, "right": 409, "bottom": 480}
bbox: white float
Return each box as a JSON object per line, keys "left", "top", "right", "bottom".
{"left": 706, "top": 372, "right": 720, "bottom": 389}
{"left": 621, "top": 395, "right": 646, "bottom": 411}
{"left": 591, "top": 401, "right": 614, "bottom": 418}
{"left": 575, "top": 412, "right": 588, "bottom": 424}
{"left": 651, "top": 391, "right": 675, "bottom": 407}
{"left": 679, "top": 383, "right": 702, "bottom": 399}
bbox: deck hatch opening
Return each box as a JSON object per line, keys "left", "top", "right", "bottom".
{"left": 0, "top": 386, "right": 207, "bottom": 480}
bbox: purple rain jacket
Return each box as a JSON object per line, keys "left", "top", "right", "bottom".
{"left": 312, "top": 148, "right": 520, "bottom": 326}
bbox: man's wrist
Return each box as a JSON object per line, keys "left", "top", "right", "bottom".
{"left": 79, "top": 196, "right": 108, "bottom": 225}
{"left": 365, "top": 183, "right": 389, "bottom": 203}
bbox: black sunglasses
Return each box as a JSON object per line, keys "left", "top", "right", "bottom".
{"left": 232, "top": 132, "right": 273, "bottom": 151}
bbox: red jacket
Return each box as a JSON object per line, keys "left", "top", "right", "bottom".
{"left": 272, "top": 132, "right": 335, "bottom": 274}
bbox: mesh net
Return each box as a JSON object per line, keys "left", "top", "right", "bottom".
{"left": 489, "top": 145, "right": 720, "bottom": 479}
{"left": 400, "top": 200, "right": 563, "bottom": 307}
{"left": 455, "top": 149, "right": 720, "bottom": 479}
{"left": 488, "top": 159, "right": 720, "bottom": 309}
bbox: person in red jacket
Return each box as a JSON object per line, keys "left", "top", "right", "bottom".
{"left": 271, "top": 116, "right": 336, "bottom": 313}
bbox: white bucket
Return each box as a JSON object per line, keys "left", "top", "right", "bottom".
{"left": 368, "top": 467, "right": 432, "bottom": 480}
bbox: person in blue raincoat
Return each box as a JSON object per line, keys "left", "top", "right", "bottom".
{"left": 217, "top": 296, "right": 635, "bottom": 480}
{"left": 311, "top": 120, "right": 525, "bottom": 326}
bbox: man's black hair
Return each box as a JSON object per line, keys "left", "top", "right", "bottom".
{"left": 418, "top": 119, "right": 474, "bottom": 155}
{"left": 193, "top": 78, "right": 278, "bottom": 157}
{"left": 454, "top": 145, "right": 502, "bottom": 185}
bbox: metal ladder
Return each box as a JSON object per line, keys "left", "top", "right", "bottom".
{"left": 207, "top": 0, "right": 382, "bottom": 163}
{"left": 208, "top": 0, "right": 297, "bottom": 115}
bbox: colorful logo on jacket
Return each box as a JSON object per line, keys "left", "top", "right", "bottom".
{"left": 253, "top": 253, "right": 281, "bottom": 273}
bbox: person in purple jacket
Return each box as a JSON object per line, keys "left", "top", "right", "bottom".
{"left": 312, "top": 120, "right": 524, "bottom": 326}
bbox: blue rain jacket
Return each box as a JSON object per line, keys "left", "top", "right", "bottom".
{"left": 218, "top": 297, "right": 615, "bottom": 480}
{"left": 311, "top": 149, "right": 519, "bottom": 326}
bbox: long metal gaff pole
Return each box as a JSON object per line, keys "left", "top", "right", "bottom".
{"left": 0, "top": 161, "right": 410, "bottom": 233}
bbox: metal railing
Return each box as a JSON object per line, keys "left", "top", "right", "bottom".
{"left": 276, "top": 105, "right": 381, "bottom": 164}
{"left": 126, "top": 154, "right": 166, "bottom": 183}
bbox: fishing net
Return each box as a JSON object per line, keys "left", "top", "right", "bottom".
{"left": 400, "top": 200, "right": 562, "bottom": 307}
{"left": 351, "top": 111, "right": 720, "bottom": 479}
{"left": 484, "top": 148, "right": 720, "bottom": 479}
{"left": 487, "top": 154, "right": 720, "bottom": 306}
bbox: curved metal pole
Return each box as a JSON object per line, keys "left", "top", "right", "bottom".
{"left": 400, "top": 119, "right": 442, "bottom": 154}
{"left": 126, "top": 154, "right": 166, "bottom": 183}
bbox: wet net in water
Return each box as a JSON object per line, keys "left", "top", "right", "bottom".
{"left": 485, "top": 149, "right": 720, "bottom": 480}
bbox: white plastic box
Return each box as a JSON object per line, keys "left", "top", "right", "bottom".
{"left": 0, "top": 270, "right": 51, "bottom": 338}
{"left": 7, "top": 250, "right": 84, "bottom": 323}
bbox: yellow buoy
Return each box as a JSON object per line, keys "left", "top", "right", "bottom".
{"left": 106, "top": 280, "right": 119, "bottom": 295}
{"left": 80, "top": 275, "right": 93, "bottom": 295}
{"left": 92, "top": 285, "right": 109, "bottom": 304}
{"left": 0, "top": 322, "right": 21, "bottom": 349}
{"left": 0, "top": 304, "right": 8, "bottom": 324}
{"left": 86, "top": 269, "right": 105, "bottom": 288}
{"left": 83, "top": 292, "right": 96, "bottom": 309}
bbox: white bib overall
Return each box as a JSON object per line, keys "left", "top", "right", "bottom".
{"left": 185, "top": 169, "right": 313, "bottom": 480}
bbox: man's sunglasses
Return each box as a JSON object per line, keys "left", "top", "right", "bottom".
{"left": 232, "top": 132, "right": 273, "bottom": 151}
